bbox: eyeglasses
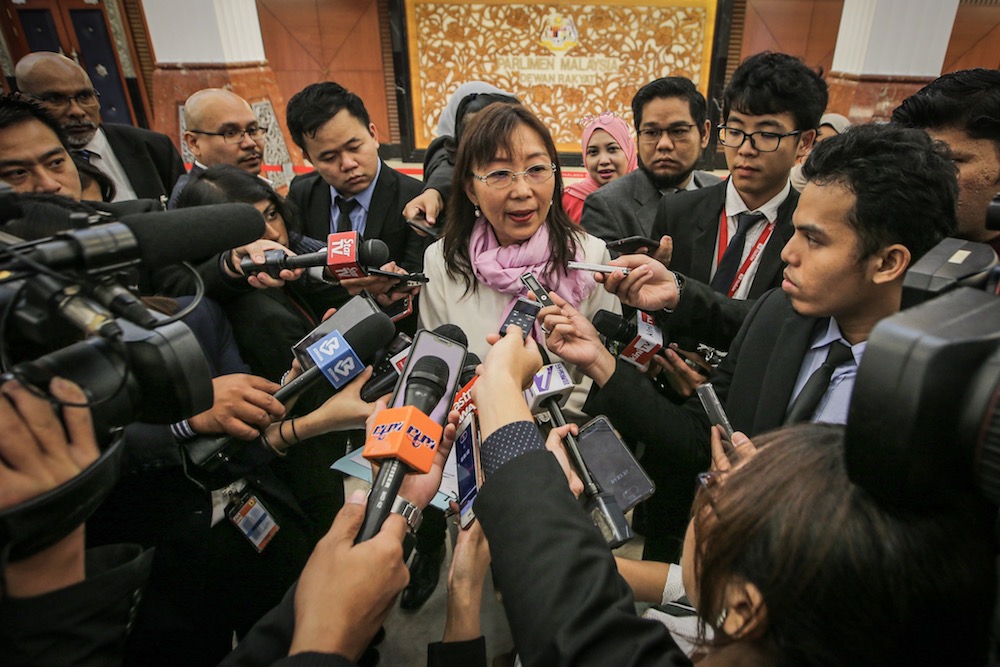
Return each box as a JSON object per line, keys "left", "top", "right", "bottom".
{"left": 33, "top": 89, "right": 101, "bottom": 109}
{"left": 578, "top": 110, "right": 622, "bottom": 129}
{"left": 473, "top": 162, "right": 556, "bottom": 189}
{"left": 189, "top": 126, "right": 268, "bottom": 144}
{"left": 717, "top": 126, "right": 801, "bottom": 152}
{"left": 696, "top": 471, "right": 723, "bottom": 519}
{"left": 637, "top": 124, "right": 697, "bottom": 144}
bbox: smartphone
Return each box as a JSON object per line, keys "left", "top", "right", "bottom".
{"left": 404, "top": 215, "right": 441, "bottom": 239}
{"left": 696, "top": 383, "right": 734, "bottom": 456}
{"left": 606, "top": 235, "right": 659, "bottom": 255}
{"left": 453, "top": 412, "right": 483, "bottom": 528}
{"left": 389, "top": 329, "right": 466, "bottom": 426}
{"left": 567, "top": 261, "right": 631, "bottom": 276}
{"left": 366, "top": 268, "right": 429, "bottom": 286}
{"left": 380, "top": 295, "right": 413, "bottom": 322}
{"left": 576, "top": 416, "right": 656, "bottom": 512}
{"left": 500, "top": 296, "right": 541, "bottom": 339}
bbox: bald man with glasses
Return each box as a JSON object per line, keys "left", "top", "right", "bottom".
{"left": 14, "top": 52, "right": 184, "bottom": 203}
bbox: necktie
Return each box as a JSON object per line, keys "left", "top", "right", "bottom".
{"left": 784, "top": 340, "right": 854, "bottom": 424}
{"left": 711, "top": 211, "right": 766, "bottom": 294}
{"left": 335, "top": 196, "right": 358, "bottom": 233}
{"left": 73, "top": 148, "right": 93, "bottom": 163}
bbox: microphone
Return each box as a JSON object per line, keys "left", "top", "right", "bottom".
{"left": 356, "top": 356, "right": 450, "bottom": 543}
{"left": 523, "top": 363, "right": 635, "bottom": 548}
{"left": 360, "top": 323, "right": 468, "bottom": 403}
{"left": 239, "top": 233, "right": 390, "bottom": 279}
{"left": 452, "top": 352, "right": 482, "bottom": 422}
{"left": 593, "top": 309, "right": 664, "bottom": 370}
{"left": 2, "top": 203, "right": 265, "bottom": 275}
{"left": 184, "top": 311, "right": 396, "bottom": 470}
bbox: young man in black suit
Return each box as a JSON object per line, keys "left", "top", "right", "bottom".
{"left": 541, "top": 123, "right": 958, "bottom": 559}
{"left": 649, "top": 52, "right": 828, "bottom": 352}
{"left": 15, "top": 52, "right": 184, "bottom": 203}
{"left": 285, "top": 82, "right": 426, "bottom": 313}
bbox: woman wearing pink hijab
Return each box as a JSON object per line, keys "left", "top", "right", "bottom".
{"left": 562, "top": 111, "right": 638, "bottom": 223}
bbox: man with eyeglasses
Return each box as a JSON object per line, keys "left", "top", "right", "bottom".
{"left": 14, "top": 52, "right": 184, "bottom": 203}
{"left": 581, "top": 77, "right": 720, "bottom": 243}
{"left": 169, "top": 89, "right": 269, "bottom": 208}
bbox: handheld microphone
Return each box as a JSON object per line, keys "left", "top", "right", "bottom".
{"left": 357, "top": 356, "right": 450, "bottom": 543}
{"left": 593, "top": 309, "right": 664, "bottom": 370}
{"left": 2, "top": 203, "right": 265, "bottom": 275}
{"left": 360, "top": 323, "right": 468, "bottom": 403}
{"left": 452, "top": 352, "right": 482, "bottom": 422}
{"left": 184, "top": 311, "right": 396, "bottom": 470}
{"left": 524, "top": 362, "right": 635, "bottom": 548}
{"left": 238, "top": 234, "right": 390, "bottom": 279}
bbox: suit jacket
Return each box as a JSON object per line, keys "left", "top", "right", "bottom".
{"left": 580, "top": 168, "right": 721, "bottom": 242}
{"left": 102, "top": 123, "right": 186, "bottom": 202}
{"left": 167, "top": 163, "right": 205, "bottom": 209}
{"left": 585, "top": 288, "right": 822, "bottom": 471}
{"left": 288, "top": 161, "right": 427, "bottom": 273}
{"left": 651, "top": 181, "right": 799, "bottom": 350}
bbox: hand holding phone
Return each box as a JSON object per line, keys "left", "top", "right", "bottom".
{"left": 404, "top": 214, "right": 441, "bottom": 239}
{"left": 606, "top": 235, "right": 660, "bottom": 255}
{"left": 567, "top": 261, "right": 632, "bottom": 276}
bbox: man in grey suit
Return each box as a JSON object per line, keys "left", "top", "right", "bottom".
{"left": 581, "top": 77, "right": 720, "bottom": 243}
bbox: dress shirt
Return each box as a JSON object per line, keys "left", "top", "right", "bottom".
{"left": 717, "top": 179, "right": 791, "bottom": 299}
{"left": 788, "top": 317, "right": 866, "bottom": 425}
{"left": 328, "top": 160, "right": 382, "bottom": 236}
{"left": 84, "top": 127, "right": 138, "bottom": 202}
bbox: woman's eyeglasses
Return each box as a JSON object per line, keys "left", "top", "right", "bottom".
{"left": 473, "top": 163, "right": 556, "bottom": 189}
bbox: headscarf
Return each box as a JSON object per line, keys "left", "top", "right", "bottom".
{"left": 436, "top": 82, "right": 510, "bottom": 137}
{"left": 563, "top": 114, "right": 638, "bottom": 204}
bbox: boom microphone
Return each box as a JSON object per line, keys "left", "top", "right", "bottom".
{"left": 357, "top": 356, "right": 450, "bottom": 543}
{"left": 2, "top": 203, "right": 265, "bottom": 275}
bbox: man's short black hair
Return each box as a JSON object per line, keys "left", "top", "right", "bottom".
{"left": 286, "top": 82, "right": 371, "bottom": 150}
{"left": 802, "top": 123, "right": 957, "bottom": 262}
{"left": 892, "top": 68, "right": 1000, "bottom": 144}
{"left": 723, "top": 52, "right": 828, "bottom": 131}
{"left": 0, "top": 93, "right": 68, "bottom": 145}
{"left": 631, "top": 77, "right": 708, "bottom": 135}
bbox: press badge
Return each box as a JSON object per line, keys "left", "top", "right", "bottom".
{"left": 228, "top": 492, "right": 280, "bottom": 552}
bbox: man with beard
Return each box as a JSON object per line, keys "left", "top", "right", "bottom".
{"left": 14, "top": 52, "right": 184, "bottom": 203}
{"left": 581, "top": 76, "right": 720, "bottom": 242}
{"left": 168, "top": 89, "right": 269, "bottom": 207}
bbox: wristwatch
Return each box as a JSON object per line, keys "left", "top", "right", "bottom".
{"left": 662, "top": 271, "right": 685, "bottom": 315}
{"left": 390, "top": 496, "right": 423, "bottom": 534}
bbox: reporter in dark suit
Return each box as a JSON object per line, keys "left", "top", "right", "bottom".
{"left": 285, "top": 82, "right": 427, "bottom": 316}
{"left": 15, "top": 52, "right": 184, "bottom": 202}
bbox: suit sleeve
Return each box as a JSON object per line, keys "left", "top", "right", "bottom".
{"left": 662, "top": 277, "right": 755, "bottom": 351}
{"left": 153, "top": 132, "right": 186, "bottom": 196}
{"left": 580, "top": 191, "right": 622, "bottom": 243}
{"left": 475, "top": 450, "right": 691, "bottom": 667}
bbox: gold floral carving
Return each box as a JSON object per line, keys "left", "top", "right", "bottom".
{"left": 406, "top": 0, "right": 718, "bottom": 152}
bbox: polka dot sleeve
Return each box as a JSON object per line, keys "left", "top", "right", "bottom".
{"left": 480, "top": 420, "right": 545, "bottom": 478}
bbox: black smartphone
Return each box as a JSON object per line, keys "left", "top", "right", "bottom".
{"left": 366, "top": 268, "right": 429, "bottom": 286}
{"left": 454, "top": 412, "right": 483, "bottom": 529}
{"left": 404, "top": 215, "right": 441, "bottom": 239}
{"left": 389, "top": 329, "right": 466, "bottom": 426}
{"left": 577, "top": 415, "right": 656, "bottom": 512}
{"left": 500, "top": 296, "right": 541, "bottom": 339}
{"left": 380, "top": 295, "right": 413, "bottom": 323}
{"left": 606, "top": 235, "right": 660, "bottom": 255}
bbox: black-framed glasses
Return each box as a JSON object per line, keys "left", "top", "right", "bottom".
{"left": 473, "top": 162, "right": 556, "bottom": 189}
{"left": 717, "top": 125, "right": 801, "bottom": 152}
{"left": 190, "top": 126, "right": 268, "bottom": 144}
{"left": 637, "top": 124, "right": 697, "bottom": 144}
{"left": 33, "top": 89, "right": 101, "bottom": 109}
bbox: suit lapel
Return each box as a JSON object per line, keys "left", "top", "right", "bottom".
{"left": 104, "top": 127, "right": 152, "bottom": 199}
{"left": 688, "top": 183, "right": 727, "bottom": 283}
{"left": 364, "top": 162, "right": 396, "bottom": 241}
{"left": 752, "top": 307, "right": 820, "bottom": 430}
{"left": 748, "top": 188, "right": 799, "bottom": 298}
{"left": 307, "top": 177, "right": 333, "bottom": 239}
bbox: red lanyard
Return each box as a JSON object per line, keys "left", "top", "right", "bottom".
{"left": 716, "top": 210, "right": 775, "bottom": 297}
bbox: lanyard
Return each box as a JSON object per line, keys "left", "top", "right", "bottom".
{"left": 716, "top": 210, "right": 775, "bottom": 298}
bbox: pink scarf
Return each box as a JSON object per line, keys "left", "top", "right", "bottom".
{"left": 563, "top": 115, "right": 638, "bottom": 204}
{"left": 469, "top": 217, "right": 595, "bottom": 341}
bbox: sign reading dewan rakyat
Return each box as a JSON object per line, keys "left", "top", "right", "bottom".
{"left": 405, "top": 0, "right": 718, "bottom": 153}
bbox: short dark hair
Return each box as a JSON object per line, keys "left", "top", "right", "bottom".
{"left": 444, "top": 103, "right": 581, "bottom": 293}
{"left": 631, "top": 77, "right": 708, "bottom": 135}
{"left": 285, "top": 82, "right": 371, "bottom": 151}
{"left": 892, "top": 68, "right": 1000, "bottom": 145}
{"left": 0, "top": 93, "right": 68, "bottom": 145}
{"left": 723, "top": 52, "right": 828, "bottom": 131}
{"left": 802, "top": 123, "right": 957, "bottom": 262}
{"left": 693, "top": 423, "right": 995, "bottom": 667}
{"left": 177, "top": 164, "right": 301, "bottom": 236}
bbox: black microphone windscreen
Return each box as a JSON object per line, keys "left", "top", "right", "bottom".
{"left": 342, "top": 311, "right": 397, "bottom": 361}
{"left": 360, "top": 239, "right": 390, "bottom": 268}
{"left": 459, "top": 352, "right": 481, "bottom": 386}
{"left": 433, "top": 323, "right": 469, "bottom": 347}
{"left": 407, "top": 355, "right": 450, "bottom": 397}
{"left": 592, "top": 309, "right": 635, "bottom": 343}
{"left": 120, "top": 203, "right": 265, "bottom": 270}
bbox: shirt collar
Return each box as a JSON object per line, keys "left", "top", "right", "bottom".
{"left": 83, "top": 126, "right": 109, "bottom": 158}
{"left": 724, "top": 178, "right": 792, "bottom": 223}
{"left": 811, "top": 317, "right": 866, "bottom": 366}
{"left": 329, "top": 159, "right": 382, "bottom": 213}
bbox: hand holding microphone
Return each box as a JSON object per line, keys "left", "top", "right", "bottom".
{"left": 227, "top": 239, "right": 305, "bottom": 289}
